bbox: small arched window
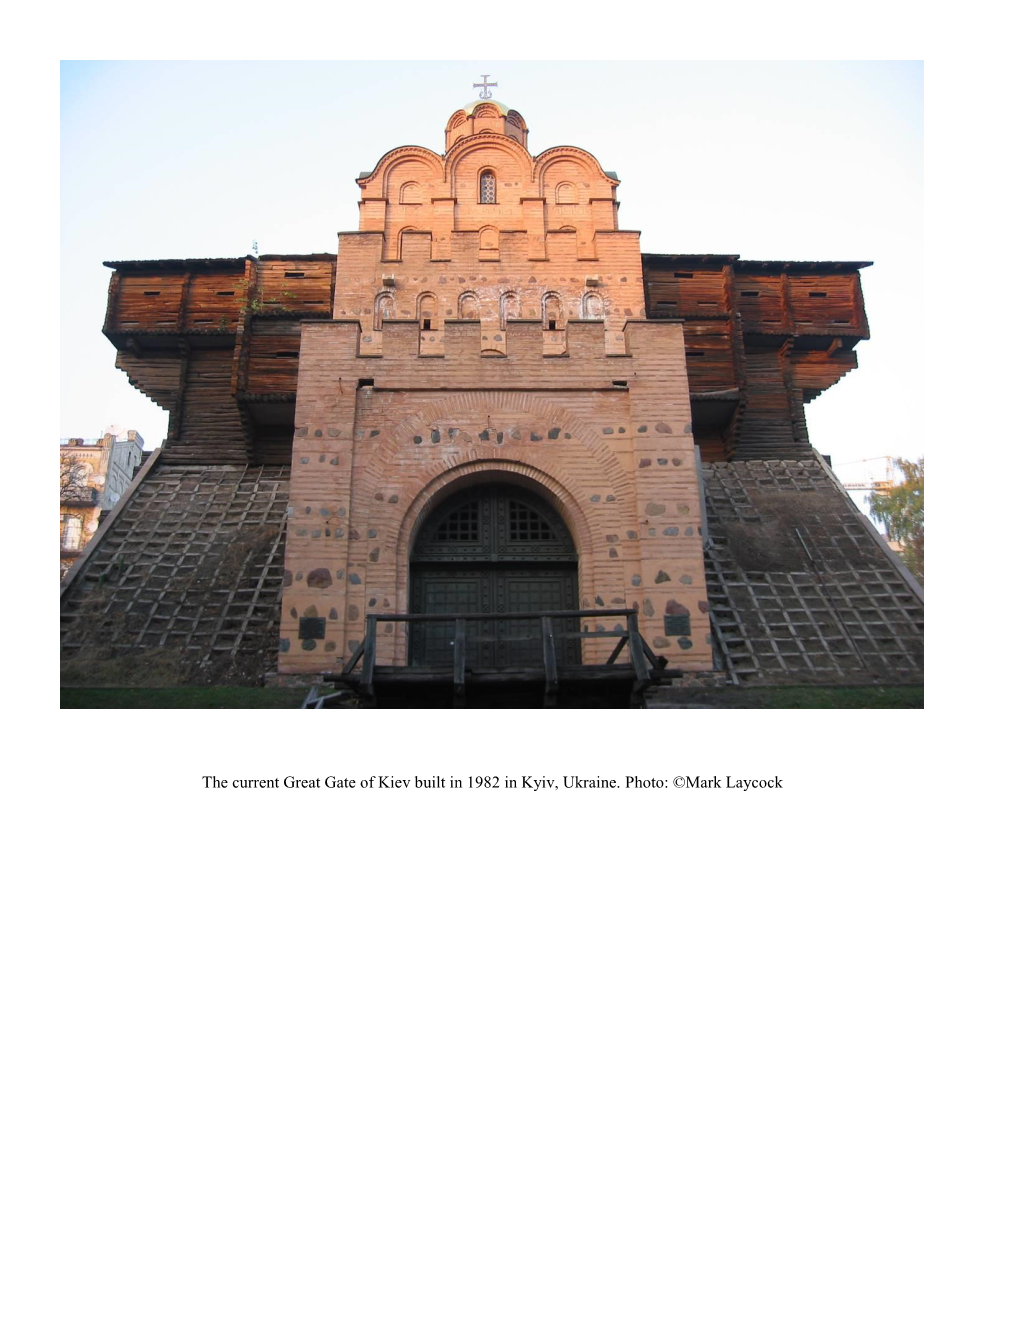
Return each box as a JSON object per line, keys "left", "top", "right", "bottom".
{"left": 479, "top": 171, "right": 496, "bottom": 204}
{"left": 418, "top": 293, "right": 437, "bottom": 331}
{"left": 555, "top": 182, "right": 578, "bottom": 205}
{"left": 459, "top": 292, "right": 480, "bottom": 319}
{"left": 582, "top": 292, "right": 604, "bottom": 321}
{"left": 399, "top": 180, "right": 422, "bottom": 204}
{"left": 543, "top": 293, "right": 563, "bottom": 332}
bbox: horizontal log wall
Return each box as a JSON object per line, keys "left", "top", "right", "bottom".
{"left": 256, "top": 259, "right": 333, "bottom": 311}
{"left": 245, "top": 322, "right": 302, "bottom": 394}
{"left": 174, "top": 349, "right": 250, "bottom": 465}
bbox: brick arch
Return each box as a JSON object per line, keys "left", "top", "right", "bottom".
{"left": 397, "top": 460, "right": 595, "bottom": 573}
{"left": 354, "top": 394, "right": 636, "bottom": 637}
{"left": 360, "top": 392, "right": 634, "bottom": 513}
{"left": 376, "top": 147, "right": 443, "bottom": 194}
{"left": 383, "top": 460, "right": 601, "bottom": 660}
{"left": 534, "top": 145, "right": 610, "bottom": 188}
{"left": 444, "top": 133, "right": 534, "bottom": 187}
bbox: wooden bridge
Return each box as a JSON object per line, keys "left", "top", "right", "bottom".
{"left": 327, "top": 608, "right": 668, "bottom": 708}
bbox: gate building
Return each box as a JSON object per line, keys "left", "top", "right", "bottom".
{"left": 60, "top": 97, "right": 923, "bottom": 701}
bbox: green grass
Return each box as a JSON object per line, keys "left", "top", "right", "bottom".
{"left": 61, "top": 685, "right": 308, "bottom": 709}
{"left": 660, "top": 684, "right": 924, "bottom": 709}
{"left": 61, "top": 683, "right": 923, "bottom": 709}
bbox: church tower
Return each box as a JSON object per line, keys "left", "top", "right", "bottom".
{"left": 280, "top": 99, "right": 712, "bottom": 678}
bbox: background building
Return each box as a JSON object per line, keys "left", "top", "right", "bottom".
{"left": 60, "top": 430, "right": 144, "bottom": 576}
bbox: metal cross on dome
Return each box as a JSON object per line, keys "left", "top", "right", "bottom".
{"left": 473, "top": 74, "right": 498, "bottom": 99}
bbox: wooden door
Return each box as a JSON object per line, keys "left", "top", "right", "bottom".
{"left": 409, "top": 485, "right": 579, "bottom": 669}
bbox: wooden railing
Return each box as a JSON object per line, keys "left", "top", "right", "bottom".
{"left": 341, "top": 608, "right": 664, "bottom": 705}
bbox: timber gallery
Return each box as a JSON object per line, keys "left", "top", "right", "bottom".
{"left": 60, "top": 96, "right": 923, "bottom": 706}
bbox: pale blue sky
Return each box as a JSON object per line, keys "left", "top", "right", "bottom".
{"left": 61, "top": 60, "right": 922, "bottom": 477}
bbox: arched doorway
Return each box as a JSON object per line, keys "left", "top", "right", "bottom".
{"left": 409, "top": 483, "right": 579, "bottom": 668}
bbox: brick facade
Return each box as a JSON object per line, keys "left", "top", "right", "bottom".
{"left": 279, "top": 99, "right": 712, "bottom": 674}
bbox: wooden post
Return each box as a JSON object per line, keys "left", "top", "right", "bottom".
{"left": 627, "top": 611, "right": 651, "bottom": 701}
{"left": 541, "top": 615, "right": 559, "bottom": 707}
{"left": 362, "top": 615, "right": 378, "bottom": 703}
{"left": 453, "top": 617, "right": 467, "bottom": 707}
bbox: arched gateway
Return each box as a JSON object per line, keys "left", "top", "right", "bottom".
{"left": 409, "top": 483, "right": 579, "bottom": 668}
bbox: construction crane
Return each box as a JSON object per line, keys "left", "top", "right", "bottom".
{"left": 834, "top": 455, "right": 896, "bottom": 493}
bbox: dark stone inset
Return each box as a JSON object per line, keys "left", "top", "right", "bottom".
{"left": 369, "top": 548, "right": 380, "bottom": 562}
{"left": 548, "top": 427, "right": 561, "bottom": 439}
{"left": 414, "top": 435, "right": 423, "bottom": 444}
{"left": 282, "top": 570, "right": 293, "bottom": 587}
{"left": 655, "top": 422, "right": 673, "bottom": 434}
{"left": 307, "top": 568, "right": 332, "bottom": 588}
{"left": 646, "top": 502, "right": 666, "bottom": 516}
{"left": 530, "top": 432, "right": 542, "bottom": 442}
{"left": 663, "top": 526, "right": 679, "bottom": 536}
{"left": 655, "top": 570, "right": 671, "bottom": 583}
{"left": 602, "top": 427, "right": 613, "bottom": 435}
{"left": 347, "top": 605, "right": 360, "bottom": 622}
{"left": 698, "top": 600, "right": 710, "bottom": 613}
{"left": 301, "top": 639, "right": 317, "bottom": 651}
{"left": 315, "top": 429, "right": 323, "bottom": 438}
{"left": 324, "top": 641, "right": 337, "bottom": 652}
{"left": 349, "top": 573, "right": 361, "bottom": 584}
{"left": 639, "top": 459, "right": 652, "bottom": 468}
{"left": 279, "top": 637, "right": 290, "bottom": 652}
{"left": 329, "top": 608, "right": 339, "bottom": 620}
{"left": 431, "top": 429, "right": 441, "bottom": 443}
{"left": 638, "top": 425, "right": 647, "bottom": 433}
{"left": 370, "top": 429, "right": 380, "bottom": 438}
{"left": 664, "top": 614, "right": 691, "bottom": 637}
{"left": 679, "top": 637, "right": 694, "bottom": 650}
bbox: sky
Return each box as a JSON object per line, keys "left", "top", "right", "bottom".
{"left": 60, "top": 60, "right": 922, "bottom": 487}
